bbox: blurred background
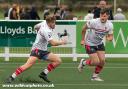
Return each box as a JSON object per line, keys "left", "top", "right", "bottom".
{"left": 0, "top": 0, "right": 128, "bottom": 20}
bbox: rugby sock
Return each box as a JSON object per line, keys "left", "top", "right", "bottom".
{"left": 83, "top": 59, "right": 91, "bottom": 66}
{"left": 92, "top": 73, "right": 99, "bottom": 78}
{"left": 11, "top": 67, "right": 24, "bottom": 78}
{"left": 43, "top": 64, "right": 55, "bottom": 74}
{"left": 92, "top": 65, "right": 103, "bottom": 78}
{"left": 94, "top": 65, "right": 103, "bottom": 74}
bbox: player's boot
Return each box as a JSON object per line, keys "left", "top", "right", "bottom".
{"left": 91, "top": 76, "right": 104, "bottom": 81}
{"left": 39, "top": 72, "right": 51, "bottom": 83}
{"left": 6, "top": 76, "right": 14, "bottom": 83}
{"left": 77, "top": 59, "right": 85, "bottom": 72}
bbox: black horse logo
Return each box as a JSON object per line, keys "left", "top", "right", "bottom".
{"left": 57, "top": 29, "right": 70, "bottom": 39}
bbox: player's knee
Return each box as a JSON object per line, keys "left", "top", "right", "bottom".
{"left": 92, "top": 60, "right": 100, "bottom": 65}
{"left": 99, "top": 59, "right": 105, "bottom": 66}
{"left": 51, "top": 55, "right": 62, "bottom": 65}
{"left": 55, "top": 58, "right": 62, "bottom": 65}
{"left": 95, "top": 61, "right": 100, "bottom": 65}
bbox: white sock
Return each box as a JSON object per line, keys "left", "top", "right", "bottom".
{"left": 92, "top": 73, "right": 99, "bottom": 78}
{"left": 12, "top": 73, "right": 17, "bottom": 78}
{"left": 82, "top": 60, "right": 86, "bottom": 66}
{"left": 43, "top": 69, "right": 49, "bottom": 74}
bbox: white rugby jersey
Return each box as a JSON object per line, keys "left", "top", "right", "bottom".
{"left": 32, "top": 21, "right": 53, "bottom": 51}
{"left": 85, "top": 18, "right": 113, "bottom": 46}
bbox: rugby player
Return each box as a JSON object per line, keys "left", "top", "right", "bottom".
{"left": 6, "top": 15, "right": 67, "bottom": 83}
{"left": 78, "top": 8, "right": 113, "bottom": 81}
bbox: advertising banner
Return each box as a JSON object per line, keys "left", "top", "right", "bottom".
{"left": 0, "top": 21, "right": 76, "bottom": 47}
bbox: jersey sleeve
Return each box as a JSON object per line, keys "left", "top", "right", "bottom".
{"left": 108, "top": 23, "right": 113, "bottom": 34}
{"left": 86, "top": 19, "right": 96, "bottom": 29}
{"left": 34, "top": 22, "right": 43, "bottom": 31}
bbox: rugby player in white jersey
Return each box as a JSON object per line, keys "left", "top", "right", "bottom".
{"left": 6, "top": 15, "right": 67, "bottom": 83}
{"left": 78, "top": 8, "right": 113, "bottom": 81}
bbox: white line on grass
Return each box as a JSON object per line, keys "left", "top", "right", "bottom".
{"left": 55, "top": 83, "right": 128, "bottom": 86}
{"left": 0, "top": 67, "right": 128, "bottom": 69}
{"left": 0, "top": 63, "right": 128, "bottom": 65}
{"left": 0, "top": 83, "right": 128, "bottom": 87}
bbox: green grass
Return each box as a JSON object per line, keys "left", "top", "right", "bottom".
{"left": 0, "top": 58, "right": 128, "bottom": 89}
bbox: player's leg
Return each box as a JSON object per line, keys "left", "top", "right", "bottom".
{"left": 78, "top": 52, "right": 100, "bottom": 72}
{"left": 86, "top": 53, "right": 100, "bottom": 66}
{"left": 95, "top": 51, "right": 105, "bottom": 74}
{"left": 78, "top": 45, "right": 100, "bottom": 72}
{"left": 6, "top": 56, "right": 37, "bottom": 83}
{"left": 91, "top": 51, "right": 105, "bottom": 81}
{"left": 39, "top": 52, "right": 62, "bottom": 83}
{"left": 92, "top": 43, "right": 105, "bottom": 81}
{"left": 41, "top": 52, "right": 62, "bottom": 74}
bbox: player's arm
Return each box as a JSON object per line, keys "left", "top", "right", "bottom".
{"left": 81, "top": 24, "right": 87, "bottom": 45}
{"left": 106, "top": 23, "right": 114, "bottom": 41}
{"left": 34, "top": 22, "right": 42, "bottom": 31}
{"left": 42, "top": 30, "right": 67, "bottom": 46}
{"left": 106, "top": 34, "right": 113, "bottom": 41}
{"left": 49, "top": 39, "right": 67, "bottom": 46}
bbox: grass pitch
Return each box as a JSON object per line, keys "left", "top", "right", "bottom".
{"left": 0, "top": 58, "right": 128, "bottom": 89}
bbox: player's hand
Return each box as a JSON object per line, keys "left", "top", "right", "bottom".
{"left": 60, "top": 38, "right": 67, "bottom": 45}
{"left": 80, "top": 40, "right": 85, "bottom": 46}
{"left": 106, "top": 34, "right": 113, "bottom": 41}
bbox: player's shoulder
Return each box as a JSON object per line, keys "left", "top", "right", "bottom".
{"left": 40, "top": 21, "right": 46, "bottom": 28}
{"left": 87, "top": 18, "right": 97, "bottom": 24}
{"left": 90, "top": 18, "right": 99, "bottom": 23}
{"left": 107, "top": 20, "right": 113, "bottom": 26}
{"left": 106, "top": 20, "right": 113, "bottom": 29}
{"left": 40, "top": 21, "right": 50, "bottom": 31}
{"left": 91, "top": 18, "right": 97, "bottom": 22}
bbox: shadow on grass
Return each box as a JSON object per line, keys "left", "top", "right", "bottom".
{"left": 17, "top": 76, "right": 45, "bottom": 83}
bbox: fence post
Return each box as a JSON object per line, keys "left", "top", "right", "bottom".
{"left": 72, "top": 47, "right": 77, "bottom": 61}
{"left": 4, "top": 47, "right": 9, "bottom": 61}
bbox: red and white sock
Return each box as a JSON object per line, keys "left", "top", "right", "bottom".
{"left": 83, "top": 59, "right": 91, "bottom": 66}
{"left": 11, "top": 67, "right": 24, "bottom": 78}
{"left": 43, "top": 64, "right": 55, "bottom": 74}
{"left": 93, "top": 65, "right": 103, "bottom": 77}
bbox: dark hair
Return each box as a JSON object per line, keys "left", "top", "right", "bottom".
{"left": 100, "top": 0, "right": 107, "bottom": 3}
{"left": 88, "top": 10, "right": 91, "bottom": 13}
{"left": 100, "top": 0, "right": 106, "bottom": 2}
{"left": 100, "top": 8, "right": 110, "bottom": 15}
{"left": 46, "top": 15, "right": 56, "bottom": 23}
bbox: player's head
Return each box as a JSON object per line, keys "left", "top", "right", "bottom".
{"left": 99, "top": 0, "right": 107, "bottom": 9}
{"left": 100, "top": 8, "right": 109, "bottom": 23}
{"left": 12, "top": 3, "right": 17, "bottom": 9}
{"left": 46, "top": 15, "right": 56, "bottom": 29}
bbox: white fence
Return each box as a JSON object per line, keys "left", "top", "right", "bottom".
{"left": 1, "top": 47, "right": 128, "bottom": 61}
